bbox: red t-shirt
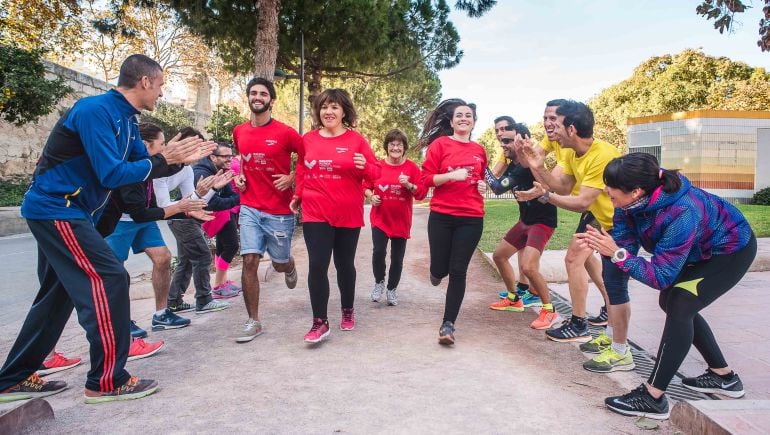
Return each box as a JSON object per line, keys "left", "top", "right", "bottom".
{"left": 233, "top": 119, "right": 302, "bottom": 215}
{"left": 364, "top": 159, "right": 427, "bottom": 239}
{"left": 421, "top": 136, "right": 487, "bottom": 217}
{"left": 296, "top": 129, "right": 381, "bottom": 228}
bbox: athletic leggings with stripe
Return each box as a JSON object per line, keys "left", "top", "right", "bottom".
{"left": 648, "top": 234, "right": 757, "bottom": 391}
{"left": 0, "top": 219, "right": 131, "bottom": 392}
{"left": 303, "top": 222, "right": 361, "bottom": 319}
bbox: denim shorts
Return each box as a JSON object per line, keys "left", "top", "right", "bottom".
{"left": 239, "top": 205, "right": 295, "bottom": 263}
{"left": 602, "top": 255, "right": 630, "bottom": 305}
{"left": 105, "top": 220, "right": 166, "bottom": 262}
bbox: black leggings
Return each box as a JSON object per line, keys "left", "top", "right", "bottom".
{"left": 372, "top": 226, "right": 407, "bottom": 290}
{"left": 428, "top": 211, "right": 483, "bottom": 323}
{"left": 215, "top": 215, "right": 239, "bottom": 264}
{"left": 648, "top": 234, "right": 757, "bottom": 391}
{"left": 303, "top": 222, "right": 361, "bottom": 319}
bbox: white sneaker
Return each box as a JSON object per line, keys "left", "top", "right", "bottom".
{"left": 386, "top": 287, "right": 398, "bottom": 306}
{"left": 235, "top": 319, "right": 263, "bottom": 343}
{"left": 371, "top": 281, "right": 385, "bottom": 302}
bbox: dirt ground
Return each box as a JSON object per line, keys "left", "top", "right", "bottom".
{"left": 19, "top": 206, "right": 672, "bottom": 434}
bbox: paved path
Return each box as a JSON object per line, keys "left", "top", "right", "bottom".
{"left": 1, "top": 207, "right": 662, "bottom": 433}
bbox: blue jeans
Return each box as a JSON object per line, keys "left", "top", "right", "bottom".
{"left": 602, "top": 255, "right": 630, "bottom": 305}
{"left": 239, "top": 205, "right": 295, "bottom": 263}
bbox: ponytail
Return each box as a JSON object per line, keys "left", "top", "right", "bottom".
{"left": 660, "top": 168, "right": 681, "bottom": 193}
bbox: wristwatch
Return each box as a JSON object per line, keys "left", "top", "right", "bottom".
{"left": 537, "top": 191, "right": 550, "bottom": 204}
{"left": 611, "top": 248, "right": 628, "bottom": 263}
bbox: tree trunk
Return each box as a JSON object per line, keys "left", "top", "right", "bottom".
{"left": 253, "top": 0, "right": 280, "bottom": 79}
{"left": 307, "top": 66, "right": 323, "bottom": 127}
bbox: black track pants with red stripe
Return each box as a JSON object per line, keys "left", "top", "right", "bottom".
{"left": 0, "top": 219, "right": 131, "bottom": 392}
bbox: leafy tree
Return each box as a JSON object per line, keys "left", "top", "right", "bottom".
{"left": 695, "top": 0, "right": 770, "bottom": 52}
{"left": 139, "top": 101, "right": 194, "bottom": 138}
{"left": 589, "top": 49, "right": 770, "bottom": 148}
{"left": 0, "top": 0, "right": 85, "bottom": 55}
{"left": 0, "top": 44, "right": 72, "bottom": 126}
{"left": 207, "top": 104, "right": 247, "bottom": 143}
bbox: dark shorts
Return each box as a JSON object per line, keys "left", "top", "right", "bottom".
{"left": 575, "top": 211, "right": 601, "bottom": 233}
{"left": 601, "top": 255, "right": 630, "bottom": 305}
{"left": 503, "top": 221, "right": 555, "bottom": 253}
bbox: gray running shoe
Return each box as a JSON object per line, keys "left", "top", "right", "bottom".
{"left": 235, "top": 319, "right": 263, "bottom": 343}
{"left": 371, "top": 281, "right": 385, "bottom": 302}
{"left": 438, "top": 321, "right": 455, "bottom": 345}
{"left": 386, "top": 287, "right": 398, "bottom": 306}
{"left": 285, "top": 266, "right": 298, "bottom": 289}
{"left": 195, "top": 300, "right": 230, "bottom": 314}
{"left": 681, "top": 369, "right": 745, "bottom": 398}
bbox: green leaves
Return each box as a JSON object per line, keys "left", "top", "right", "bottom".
{"left": 0, "top": 44, "right": 71, "bottom": 126}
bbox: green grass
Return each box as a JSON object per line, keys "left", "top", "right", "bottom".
{"left": 481, "top": 200, "right": 770, "bottom": 252}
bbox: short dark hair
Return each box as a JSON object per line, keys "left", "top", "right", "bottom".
{"left": 177, "top": 126, "right": 205, "bottom": 140}
{"left": 383, "top": 129, "right": 409, "bottom": 153}
{"left": 494, "top": 116, "right": 515, "bottom": 127}
{"left": 138, "top": 122, "right": 163, "bottom": 142}
{"left": 604, "top": 153, "right": 681, "bottom": 195}
{"left": 117, "top": 54, "right": 163, "bottom": 88}
{"left": 545, "top": 98, "right": 568, "bottom": 108}
{"left": 246, "top": 77, "right": 276, "bottom": 100}
{"left": 511, "top": 122, "right": 531, "bottom": 138}
{"left": 555, "top": 100, "right": 594, "bottom": 138}
{"left": 312, "top": 88, "right": 358, "bottom": 129}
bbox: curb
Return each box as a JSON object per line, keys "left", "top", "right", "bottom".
{"left": 0, "top": 207, "right": 27, "bottom": 237}
{"left": 0, "top": 399, "right": 54, "bottom": 433}
{"left": 671, "top": 400, "right": 770, "bottom": 434}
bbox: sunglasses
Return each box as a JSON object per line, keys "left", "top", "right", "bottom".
{"left": 500, "top": 138, "right": 515, "bottom": 145}
{"left": 213, "top": 154, "right": 234, "bottom": 159}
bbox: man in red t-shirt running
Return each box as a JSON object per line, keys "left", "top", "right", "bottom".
{"left": 232, "top": 77, "right": 302, "bottom": 343}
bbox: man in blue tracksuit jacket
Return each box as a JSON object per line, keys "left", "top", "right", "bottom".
{"left": 0, "top": 54, "right": 212, "bottom": 404}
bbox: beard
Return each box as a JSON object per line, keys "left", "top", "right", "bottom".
{"left": 250, "top": 100, "right": 271, "bottom": 115}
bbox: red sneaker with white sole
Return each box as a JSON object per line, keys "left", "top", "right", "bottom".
{"left": 127, "top": 338, "right": 164, "bottom": 361}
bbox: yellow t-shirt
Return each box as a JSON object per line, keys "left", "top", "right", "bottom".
{"left": 539, "top": 137, "right": 573, "bottom": 170}
{"left": 562, "top": 139, "right": 620, "bottom": 230}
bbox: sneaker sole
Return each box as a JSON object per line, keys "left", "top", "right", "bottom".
{"left": 387, "top": 301, "right": 398, "bottom": 306}
{"left": 587, "top": 319, "right": 609, "bottom": 326}
{"left": 578, "top": 346, "right": 608, "bottom": 354}
{"left": 490, "top": 306, "right": 524, "bottom": 312}
{"left": 304, "top": 330, "right": 330, "bottom": 344}
{"left": 522, "top": 302, "right": 543, "bottom": 308}
{"left": 235, "top": 330, "right": 264, "bottom": 343}
{"left": 151, "top": 323, "right": 190, "bottom": 332}
{"left": 84, "top": 384, "right": 160, "bottom": 404}
{"left": 286, "top": 277, "right": 298, "bottom": 289}
{"left": 169, "top": 307, "right": 195, "bottom": 314}
{"left": 681, "top": 384, "right": 746, "bottom": 398}
{"left": 546, "top": 334, "right": 592, "bottom": 343}
{"left": 605, "top": 403, "right": 670, "bottom": 420}
{"left": 0, "top": 386, "right": 68, "bottom": 403}
{"left": 371, "top": 295, "right": 381, "bottom": 302}
{"left": 583, "top": 362, "right": 636, "bottom": 373}
{"left": 37, "top": 361, "right": 82, "bottom": 376}
{"left": 212, "top": 294, "right": 240, "bottom": 300}
{"left": 127, "top": 342, "right": 164, "bottom": 362}
{"left": 438, "top": 335, "right": 455, "bottom": 345}
{"left": 340, "top": 325, "right": 355, "bottom": 331}
{"left": 195, "top": 306, "right": 230, "bottom": 315}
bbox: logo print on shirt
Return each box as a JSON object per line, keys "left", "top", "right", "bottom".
{"left": 473, "top": 155, "right": 482, "bottom": 162}
{"left": 378, "top": 184, "right": 389, "bottom": 192}
{"left": 242, "top": 153, "right": 252, "bottom": 162}
{"left": 336, "top": 147, "right": 348, "bottom": 154}
{"left": 305, "top": 160, "right": 317, "bottom": 169}
{"left": 266, "top": 140, "right": 277, "bottom": 147}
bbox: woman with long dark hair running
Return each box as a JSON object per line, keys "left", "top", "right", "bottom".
{"left": 419, "top": 98, "right": 488, "bottom": 345}
{"left": 578, "top": 152, "right": 756, "bottom": 420}
{"left": 291, "top": 89, "right": 381, "bottom": 344}
{"left": 364, "top": 129, "right": 427, "bottom": 306}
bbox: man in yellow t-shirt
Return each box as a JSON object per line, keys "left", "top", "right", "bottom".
{"left": 518, "top": 100, "right": 632, "bottom": 374}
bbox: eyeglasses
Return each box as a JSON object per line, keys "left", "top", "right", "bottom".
{"left": 500, "top": 138, "right": 515, "bottom": 145}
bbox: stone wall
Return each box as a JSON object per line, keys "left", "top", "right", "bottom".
{"left": 0, "top": 61, "right": 210, "bottom": 181}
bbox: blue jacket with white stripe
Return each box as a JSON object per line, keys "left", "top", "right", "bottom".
{"left": 21, "top": 89, "right": 174, "bottom": 224}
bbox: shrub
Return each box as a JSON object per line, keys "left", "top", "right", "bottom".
{"left": 140, "top": 101, "right": 195, "bottom": 139}
{"left": 752, "top": 187, "right": 770, "bottom": 205}
{"left": 0, "top": 177, "right": 31, "bottom": 206}
{"left": 0, "top": 44, "right": 71, "bottom": 126}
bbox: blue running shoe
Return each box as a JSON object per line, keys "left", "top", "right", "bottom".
{"left": 130, "top": 320, "right": 147, "bottom": 339}
{"left": 521, "top": 291, "right": 542, "bottom": 308}
{"left": 152, "top": 308, "right": 191, "bottom": 331}
{"left": 498, "top": 290, "right": 508, "bottom": 299}
{"left": 515, "top": 284, "right": 529, "bottom": 298}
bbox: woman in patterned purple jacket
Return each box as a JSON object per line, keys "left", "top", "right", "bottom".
{"left": 578, "top": 152, "right": 756, "bottom": 420}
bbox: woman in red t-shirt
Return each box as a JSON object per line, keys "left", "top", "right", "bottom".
{"left": 419, "top": 98, "right": 488, "bottom": 345}
{"left": 363, "top": 129, "right": 427, "bottom": 307}
{"left": 290, "top": 89, "right": 380, "bottom": 344}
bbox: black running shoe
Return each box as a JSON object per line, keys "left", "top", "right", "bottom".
{"left": 545, "top": 320, "right": 591, "bottom": 343}
{"left": 587, "top": 305, "right": 608, "bottom": 326}
{"left": 605, "top": 384, "right": 670, "bottom": 420}
{"left": 438, "top": 321, "right": 455, "bottom": 345}
{"left": 430, "top": 274, "right": 442, "bottom": 287}
{"left": 681, "top": 369, "right": 745, "bottom": 398}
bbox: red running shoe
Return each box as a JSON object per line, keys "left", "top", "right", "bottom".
{"left": 127, "top": 338, "right": 164, "bottom": 361}
{"left": 340, "top": 308, "right": 355, "bottom": 330}
{"left": 304, "top": 318, "right": 330, "bottom": 344}
{"left": 38, "top": 352, "right": 82, "bottom": 376}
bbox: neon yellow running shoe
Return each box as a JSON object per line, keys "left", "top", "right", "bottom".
{"left": 583, "top": 346, "right": 635, "bottom": 373}
{"left": 579, "top": 331, "right": 611, "bottom": 354}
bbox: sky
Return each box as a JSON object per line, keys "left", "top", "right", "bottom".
{"left": 438, "top": 0, "right": 770, "bottom": 131}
